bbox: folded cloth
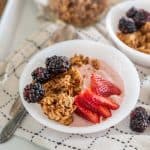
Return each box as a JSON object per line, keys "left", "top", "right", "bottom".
{"left": 0, "top": 21, "right": 149, "bottom": 150}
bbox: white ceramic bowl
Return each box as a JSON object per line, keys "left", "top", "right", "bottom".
{"left": 19, "top": 40, "right": 140, "bottom": 134}
{"left": 106, "top": 0, "right": 150, "bottom": 67}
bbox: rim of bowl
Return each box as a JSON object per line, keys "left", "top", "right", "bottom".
{"left": 106, "top": 0, "right": 150, "bottom": 63}
{"left": 19, "top": 40, "right": 140, "bottom": 134}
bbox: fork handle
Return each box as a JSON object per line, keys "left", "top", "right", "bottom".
{"left": 0, "top": 106, "right": 27, "bottom": 143}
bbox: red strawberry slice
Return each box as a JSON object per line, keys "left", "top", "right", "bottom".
{"left": 83, "top": 90, "right": 119, "bottom": 110}
{"left": 75, "top": 98, "right": 100, "bottom": 123}
{"left": 91, "top": 74, "right": 121, "bottom": 97}
{"left": 75, "top": 93, "right": 111, "bottom": 118}
{"left": 98, "top": 96, "right": 119, "bottom": 110}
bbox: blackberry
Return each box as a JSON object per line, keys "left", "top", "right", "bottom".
{"left": 148, "top": 116, "right": 150, "bottom": 125}
{"left": 46, "top": 55, "right": 70, "bottom": 74}
{"left": 32, "top": 67, "right": 52, "bottom": 83}
{"left": 23, "top": 82, "right": 44, "bottom": 103}
{"left": 126, "top": 7, "right": 138, "bottom": 18}
{"left": 130, "top": 107, "right": 149, "bottom": 132}
{"left": 132, "top": 9, "right": 149, "bottom": 28}
{"left": 147, "top": 15, "right": 150, "bottom": 22}
{"left": 118, "top": 17, "right": 137, "bottom": 33}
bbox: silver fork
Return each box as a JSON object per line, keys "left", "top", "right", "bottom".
{"left": 0, "top": 25, "right": 77, "bottom": 143}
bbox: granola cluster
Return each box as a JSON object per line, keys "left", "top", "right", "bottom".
{"left": 40, "top": 93, "right": 75, "bottom": 125}
{"left": 70, "top": 54, "right": 89, "bottom": 67}
{"left": 118, "top": 22, "right": 150, "bottom": 54}
{"left": 40, "top": 67, "right": 83, "bottom": 125}
{"left": 70, "top": 54, "right": 100, "bottom": 70}
{"left": 53, "top": 0, "right": 107, "bottom": 27}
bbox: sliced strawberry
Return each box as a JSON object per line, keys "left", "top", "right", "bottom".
{"left": 75, "top": 98, "right": 100, "bottom": 123}
{"left": 80, "top": 91, "right": 111, "bottom": 117}
{"left": 98, "top": 96, "right": 119, "bottom": 110}
{"left": 91, "top": 74, "right": 121, "bottom": 97}
{"left": 83, "top": 90, "right": 119, "bottom": 110}
{"left": 75, "top": 93, "right": 111, "bottom": 118}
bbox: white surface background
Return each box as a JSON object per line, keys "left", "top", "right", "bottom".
{"left": 0, "top": 0, "right": 46, "bottom": 149}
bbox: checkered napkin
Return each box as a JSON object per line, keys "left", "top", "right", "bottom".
{"left": 0, "top": 22, "right": 150, "bottom": 150}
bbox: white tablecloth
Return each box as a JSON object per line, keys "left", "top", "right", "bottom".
{"left": 0, "top": 0, "right": 150, "bottom": 150}
{"left": 0, "top": 22, "right": 150, "bottom": 150}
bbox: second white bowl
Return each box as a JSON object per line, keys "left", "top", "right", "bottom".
{"left": 106, "top": 0, "right": 150, "bottom": 67}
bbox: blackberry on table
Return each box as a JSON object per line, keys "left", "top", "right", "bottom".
{"left": 130, "top": 107, "right": 149, "bottom": 132}
{"left": 126, "top": 7, "right": 138, "bottom": 18}
{"left": 148, "top": 116, "right": 150, "bottom": 125}
{"left": 23, "top": 82, "right": 44, "bottom": 103}
{"left": 31, "top": 67, "right": 52, "bottom": 83}
{"left": 45, "top": 55, "right": 70, "bottom": 74}
{"left": 133, "top": 9, "right": 149, "bottom": 28}
{"left": 118, "top": 17, "right": 137, "bottom": 33}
